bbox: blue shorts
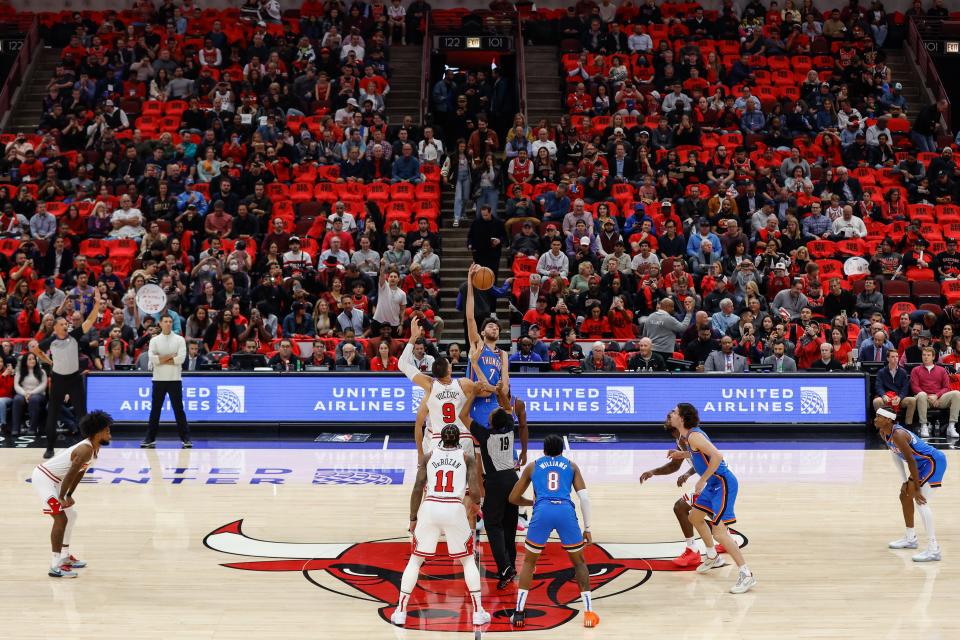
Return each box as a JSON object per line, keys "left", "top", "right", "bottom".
{"left": 919, "top": 450, "right": 947, "bottom": 488}
{"left": 693, "top": 473, "right": 739, "bottom": 526}
{"left": 525, "top": 500, "right": 584, "bottom": 553}
{"left": 469, "top": 395, "right": 499, "bottom": 429}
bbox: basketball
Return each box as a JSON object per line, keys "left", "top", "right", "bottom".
{"left": 472, "top": 266, "right": 495, "bottom": 290}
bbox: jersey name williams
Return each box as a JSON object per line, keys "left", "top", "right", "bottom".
{"left": 538, "top": 459, "right": 569, "bottom": 471}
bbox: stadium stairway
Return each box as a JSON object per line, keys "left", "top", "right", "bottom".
{"left": 437, "top": 188, "right": 510, "bottom": 348}
{"left": 523, "top": 45, "right": 563, "bottom": 126}
{"left": 384, "top": 45, "right": 424, "bottom": 125}
{"left": 4, "top": 46, "right": 59, "bottom": 134}
{"left": 886, "top": 48, "right": 925, "bottom": 115}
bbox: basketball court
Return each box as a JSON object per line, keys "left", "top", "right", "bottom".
{"left": 2, "top": 439, "right": 958, "bottom": 639}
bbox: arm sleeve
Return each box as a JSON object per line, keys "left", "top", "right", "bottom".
{"left": 398, "top": 342, "right": 421, "bottom": 381}
{"left": 577, "top": 489, "right": 592, "bottom": 530}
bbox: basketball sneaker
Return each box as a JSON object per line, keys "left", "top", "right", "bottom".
{"left": 497, "top": 566, "right": 517, "bottom": 590}
{"left": 49, "top": 566, "right": 77, "bottom": 578}
{"left": 672, "top": 547, "right": 701, "bottom": 567}
{"left": 920, "top": 424, "right": 930, "bottom": 438}
{"left": 140, "top": 441, "right": 156, "bottom": 449}
{"left": 63, "top": 555, "right": 86, "bottom": 569}
{"left": 511, "top": 610, "right": 526, "bottom": 628}
{"left": 472, "top": 609, "right": 491, "bottom": 625}
{"left": 696, "top": 554, "right": 728, "bottom": 573}
{"left": 730, "top": 571, "right": 757, "bottom": 594}
{"left": 948, "top": 424, "right": 959, "bottom": 438}
{"left": 390, "top": 609, "right": 407, "bottom": 626}
{"left": 43, "top": 448, "right": 54, "bottom": 459}
{"left": 912, "top": 546, "right": 942, "bottom": 562}
{"left": 182, "top": 440, "right": 193, "bottom": 449}
{"left": 888, "top": 536, "right": 919, "bottom": 549}
{"left": 583, "top": 611, "right": 600, "bottom": 628}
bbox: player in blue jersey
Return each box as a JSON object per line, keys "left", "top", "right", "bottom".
{"left": 875, "top": 408, "right": 947, "bottom": 562}
{"left": 669, "top": 403, "right": 756, "bottom": 594}
{"left": 508, "top": 434, "right": 599, "bottom": 629}
{"left": 465, "top": 264, "right": 504, "bottom": 429}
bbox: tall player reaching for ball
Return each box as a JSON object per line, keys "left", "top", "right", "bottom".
{"left": 30, "top": 411, "right": 113, "bottom": 578}
{"left": 465, "top": 263, "right": 504, "bottom": 431}
{"left": 392, "top": 425, "right": 491, "bottom": 627}
{"left": 875, "top": 408, "right": 947, "bottom": 561}
{"left": 400, "top": 317, "right": 492, "bottom": 460}
{"left": 668, "top": 403, "right": 757, "bottom": 594}
{"left": 509, "top": 434, "right": 599, "bottom": 629}
{"left": 639, "top": 420, "right": 725, "bottom": 567}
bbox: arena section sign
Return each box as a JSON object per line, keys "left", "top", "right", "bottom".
{"left": 87, "top": 373, "right": 867, "bottom": 426}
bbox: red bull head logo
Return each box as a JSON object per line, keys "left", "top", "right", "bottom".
{"left": 205, "top": 520, "right": 746, "bottom": 632}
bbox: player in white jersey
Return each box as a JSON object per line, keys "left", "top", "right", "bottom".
{"left": 400, "top": 317, "right": 492, "bottom": 460}
{"left": 30, "top": 410, "right": 113, "bottom": 578}
{"left": 391, "top": 425, "right": 491, "bottom": 627}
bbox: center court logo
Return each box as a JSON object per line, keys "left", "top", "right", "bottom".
{"left": 799, "top": 387, "right": 829, "bottom": 415}
{"left": 605, "top": 386, "right": 635, "bottom": 414}
{"left": 217, "top": 386, "right": 246, "bottom": 413}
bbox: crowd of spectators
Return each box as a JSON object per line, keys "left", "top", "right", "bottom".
{"left": 0, "top": 0, "right": 455, "bottom": 438}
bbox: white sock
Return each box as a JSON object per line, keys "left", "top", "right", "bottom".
{"left": 906, "top": 527, "right": 916, "bottom": 539}
{"left": 396, "top": 555, "right": 424, "bottom": 612}
{"left": 581, "top": 591, "right": 593, "bottom": 612}
{"left": 685, "top": 537, "right": 697, "bottom": 550}
{"left": 739, "top": 564, "right": 752, "bottom": 576}
{"left": 60, "top": 548, "right": 69, "bottom": 561}
{"left": 705, "top": 546, "right": 718, "bottom": 559}
{"left": 51, "top": 552, "right": 61, "bottom": 569}
{"left": 917, "top": 504, "right": 937, "bottom": 547}
{"left": 515, "top": 588, "right": 529, "bottom": 612}
{"left": 459, "top": 557, "right": 482, "bottom": 611}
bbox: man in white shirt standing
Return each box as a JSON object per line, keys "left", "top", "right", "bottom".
{"left": 373, "top": 259, "right": 406, "bottom": 335}
{"left": 141, "top": 314, "right": 190, "bottom": 448}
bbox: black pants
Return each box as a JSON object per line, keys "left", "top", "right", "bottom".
{"left": 46, "top": 371, "right": 86, "bottom": 450}
{"left": 145, "top": 380, "right": 190, "bottom": 442}
{"left": 484, "top": 469, "right": 520, "bottom": 576}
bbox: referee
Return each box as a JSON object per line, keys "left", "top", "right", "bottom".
{"left": 32, "top": 292, "right": 101, "bottom": 459}
{"left": 141, "top": 314, "right": 191, "bottom": 448}
{"left": 467, "top": 391, "right": 529, "bottom": 590}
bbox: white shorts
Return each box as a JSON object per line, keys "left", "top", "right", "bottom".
{"left": 413, "top": 499, "right": 472, "bottom": 559}
{"left": 31, "top": 466, "right": 64, "bottom": 515}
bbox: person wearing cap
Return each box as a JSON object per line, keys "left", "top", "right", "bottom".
{"left": 686, "top": 218, "right": 722, "bottom": 259}
{"left": 37, "top": 278, "right": 66, "bottom": 316}
{"left": 281, "top": 236, "right": 313, "bottom": 274}
{"left": 881, "top": 82, "right": 908, "bottom": 113}
{"left": 910, "top": 345, "right": 960, "bottom": 438}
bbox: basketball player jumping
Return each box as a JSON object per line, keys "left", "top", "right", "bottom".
{"left": 509, "top": 434, "right": 599, "bottom": 629}
{"left": 668, "top": 403, "right": 756, "bottom": 594}
{"left": 875, "top": 408, "right": 947, "bottom": 561}
{"left": 392, "top": 424, "right": 491, "bottom": 627}
{"left": 465, "top": 263, "right": 504, "bottom": 431}
{"left": 639, "top": 420, "right": 725, "bottom": 567}
{"left": 30, "top": 410, "right": 113, "bottom": 578}
{"left": 400, "top": 317, "right": 492, "bottom": 460}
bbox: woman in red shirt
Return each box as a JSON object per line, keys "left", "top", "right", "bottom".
{"left": 370, "top": 341, "right": 399, "bottom": 371}
{"left": 607, "top": 296, "right": 636, "bottom": 340}
{"left": 579, "top": 304, "right": 611, "bottom": 340}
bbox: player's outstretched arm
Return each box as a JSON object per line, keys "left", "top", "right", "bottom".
{"left": 399, "top": 317, "right": 433, "bottom": 391}
{"left": 408, "top": 464, "right": 428, "bottom": 532}
{"left": 58, "top": 443, "right": 94, "bottom": 507}
{"left": 639, "top": 457, "right": 685, "bottom": 483}
{"left": 465, "top": 264, "right": 481, "bottom": 347}
{"left": 509, "top": 463, "right": 535, "bottom": 507}
{"left": 892, "top": 430, "right": 926, "bottom": 505}
{"left": 414, "top": 400, "right": 429, "bottom": 467}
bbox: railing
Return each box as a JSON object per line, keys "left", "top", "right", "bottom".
{"left": 418, "top": 10, "right": 432, "bottom": 126}
{"left": 516, "top": 15, "right": 527, "bottom": 121}
{"left": 0, "top": 16, "right": 39, "bottom": 130}
{"left": 906, "top": 16, "right": 951, "bottom": 134}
